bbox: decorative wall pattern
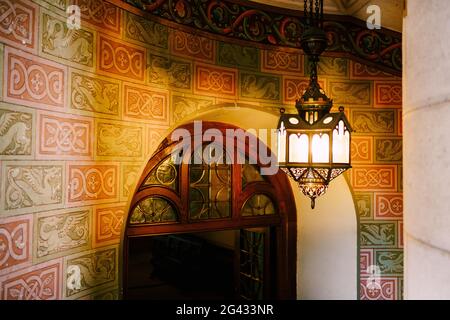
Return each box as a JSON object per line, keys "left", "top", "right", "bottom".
{"left": 0, "top": 0, "right": 402, "bottom": 300}
{"left": 74, "top": 0, "right": 122, "bottom": 36}
{"left": 0, "top": 214, "right": 32, "bottom": 275}
{"left": 34, "top": 208, "right": 91, "bottom": 263}
{"left": 1, "top": 162, "right": 64, "bottom": 215}
{"left": 261, "top": 50, "right": 303, "bottom": 75}
{"left": 0, "top": 259, "right": 62, "bottom": 300}
{"left": 40, "top": 10, "right": 94, "bottom": 69}
{"left": 37, "top": 111, "right": 93, "bottom": 160}
{"left": 93, "top": 204, "right": 125, "bottom": 248}
{"left": 69, "top": 69, "right": 121, "bottom": 118}
{"left": 67, "top": 163, "right": 119, "bottom": 206}
{"left": 63, "top": 246, "right": 117, "bottom": 299}
{"left": 97, "top": 34, "right": 145, "bottom": 82}
{"left": 0, "top": 0, "right": 38, "bottom": 54}
{"left": 122, "top": 0, "right": 402, "bottom": 75}
{"left": 171, "top": 30, "right": 215, "bottom": 63}
{"left": 0, "top": 103, "right": 34, "bottom": 158}
{"left": 95, "top": 121, "right": 143, "bottom": 159}
{"left": 4, "top": 46, "right": 66, "bottom": 110}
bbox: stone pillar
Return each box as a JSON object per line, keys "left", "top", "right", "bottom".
{"left": 404, "top": 0, "right": 450, "bottom": 299}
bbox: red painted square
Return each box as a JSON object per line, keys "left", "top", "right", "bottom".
{"left": 73, "top": 0, "right": 121, "bottom": 35}
{"left": 171, "top": 30, "right": 215, "bottom": 63}
{"left": 351, "top": 165, "right": 397, "bottom": 192}
{"left": 360, "top": 249, "right": 373, "bottom": 276}
{"left": 0, "top": 215, "right": 32, "bottom": 275}
{"left": 360, "top": 277, "right": 398, "bottom": 300}
{"left": 123, "top": 82, "right": 169, "bottom": 125}
{"left": 351, "top": 136, "right": 373, "bottom": 164}
{"left": 0, "top": 0, "right": 38, "bottom": 53}
{"left": 67, "top": 162, "right": 119, "bottom": 205}
{"left": 194, "top": 64, "right": 237, "bottom": 97}
{"left": 37, "top": 111, "right": 93, "bottom": 160}
{"left": 375, "top": 193, "right": 403, "bottom": 220}
{"left": 0, "top": 259, "right": 62, "bottom": 300}
{"left": 3, "top": 46, "right": 66, "bottom": 110}
{"left": 93, "top": 204, "right": 126, "bottom": 247}
{"left": 350, "top": 61, "right": 399, "bottom": 80}
{"left": 375, "top": 81, "right": 402, "bottom": 108}
{"left": 97, "top": 34, "right": 146, "bottom": 82}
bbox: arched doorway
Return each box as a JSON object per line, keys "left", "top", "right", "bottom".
{"left": 122, "top": 121, "right": 297, "bottom": 299}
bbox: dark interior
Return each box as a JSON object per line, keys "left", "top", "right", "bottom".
{"left": 126, "top": 231, "right": 236, "bottom": 300}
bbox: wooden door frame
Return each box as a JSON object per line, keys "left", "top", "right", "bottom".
{"left": 122, "top": 121, "right": 297, "bottom": 299}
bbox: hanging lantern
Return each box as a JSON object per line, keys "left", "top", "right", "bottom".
{"left": 277, "top": 0, "right": 353, "bottom": 209}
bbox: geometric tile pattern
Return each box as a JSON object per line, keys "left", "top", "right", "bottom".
{"left": 0, "top": 1, "right": 402, "bottom": 300}
{"left": 34, "top": 208, "right": 91, "bottom": 263}
{"left": 40, "top": 10, "right": 94, "bottom": 69}
{"left": 73, "top": 0, "right": 121, "bottom": 36}
{"left": 63, "top": 246, "right": 117, "bottom": 299}
{"left": 0, "top": 103, "right": 34, "bottom": 159}
{"left": 0, "top": 215, "right": 32, "bottom": 275}
{"left": 261, "top": 50, "right": 303, "bottom": 75}
{"left": 374, "top": 81, "right": 402, "bottom": 108}
{"left": 93, "top": 204, "right": 125, "bottom": 247}
{"left": 66, "top": 162, "right": 119, "bottom": 206}
{"left": 37, "top": 111, "right": 93, "bottom": 160}
{"left": 0, "top": 259, "right": 62, "bottom": 300}
{"left": 0, "top": 0, "right": 38, "bottom": 54}
{"left": 351, "top": 136, "right": 373, "bottom": 164}
{"left": 171, "top": 30, "right": 215, "bottom": 63}
{"left": 3, "top": 46, "right": 67, "bottom": 110}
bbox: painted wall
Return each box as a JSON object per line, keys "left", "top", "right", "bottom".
{"left": 297, "top": 176, "right": 357, "bottom": 300}
{"left": 0, "top": 0, "right": 402, "bottom": 300}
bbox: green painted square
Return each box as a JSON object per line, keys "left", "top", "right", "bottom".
{"left": 171, "top": 93, "right": 215, "bottom": 123}
{"left": 329, "top": 80, "right": 372, "bottom": 106}
{"left": 351, "top": 109, "right": 396, "bottom": 135}
{"left": 148, "top": 54, "right": 192, "bottom": 90}
{"left": 217, "top": 42, "right": 259, "bottom": 69}
{"left": 40, "top": 10, "right": 94, "bottom": 69}
{"left": 124, "top": 11, "right": 169, "bottom": 49}
{"left": 360, "top": 221, "right": 397, "bottom": 248}
{"left": 34, "top": 208, "right": 91, "bottom": 264}
{"left": 353, "top": 192, "right": 373, "bottom": 220}
{"left": 374, "top": 249, "right": 403, "bottom": 276}
{"left": 306, "top": 56, "right": 348, "bottom": 78}
{"left": 64, "top": 246, "right": 118, "bottom": 299}
{"left": 239, "top": 71, "right": 281, "bottom": 102}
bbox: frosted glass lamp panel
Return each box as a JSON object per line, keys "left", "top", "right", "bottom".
{"left": 278, "top": 122, "right": 287, "bottom": 162}
{"left": 289, "top": 133, "right": 309, "bottom": 163}
{"left": 332, "top": 120, "right": 350, "bottom": 164}
{"left": 312, "top": 133, "right": 329, "bottom": 163}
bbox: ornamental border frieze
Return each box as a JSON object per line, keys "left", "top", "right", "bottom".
{"left": 113, "top": 0, "right": 402, "bottom": 76}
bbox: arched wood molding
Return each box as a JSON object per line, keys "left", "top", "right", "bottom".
{"left": 123, "top": 121, "right": 297, "bottom": 299}
{"left": 110, "top": 0, "right": 402, "bottom": 76}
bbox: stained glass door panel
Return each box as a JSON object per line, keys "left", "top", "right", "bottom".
{"left": 189, "top": 145, "right": 231, "bottom": 220}
{"left": 237, "top": 228, "right": 272, "bottom": 300}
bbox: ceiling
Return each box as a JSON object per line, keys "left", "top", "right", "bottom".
{"left": 250, "top": 0, "right": 403, "bottom": 32}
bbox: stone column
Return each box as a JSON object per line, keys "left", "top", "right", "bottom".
{"left": 404, "top": 0, "right": 450, "bottom": 299}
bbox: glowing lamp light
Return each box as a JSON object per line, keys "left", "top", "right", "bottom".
{"left": 277, "top": 0, "right": 353, "bottom": 209}
{"left": 277, "top": 108, "right": 352, "bottom": 209}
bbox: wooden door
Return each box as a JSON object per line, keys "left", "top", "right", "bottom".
{"left": 123, "top": 122, "right": 297, "bottom": 299}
